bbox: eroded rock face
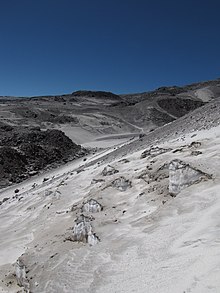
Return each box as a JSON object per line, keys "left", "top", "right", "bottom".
{"left": 15, "top": 258, "right": 30, "bottom": 292}
{"left": 102, "top": 165, "right": 119, "bottom": 176}
{"left": 112, "top": 177, "right": 132, "bottom": 191}
{"left": 169, "top": 159, "right": 209, "bottom": 196}
{"left": 73, "top": 215, "right": 99, "bottom": 245}
{"left": 82, "top": 199, "right": 103, "bottom": 213}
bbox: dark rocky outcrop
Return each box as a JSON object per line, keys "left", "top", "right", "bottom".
{"left": 71, "top": 90, "right": 121, "bottom": 100}
{"left": 141, "top": 146, "right": 172, "bottom": 159}
{"left": 0, "top": 147, "right": 28, "bottom": 186}
{"left": 149, "top": 108, "right": 175, "bottom": 126}
{"left": 157, "top": 97, "right": 205, "bottom": 118}
{"left": 102, "top": 165, "right": 119, "bottom": 176}
{"left": 0, "top": 127, "right": 86, "bottom": 188}
{"left": 0, "top": 122, "right": 13, "bottom": 131}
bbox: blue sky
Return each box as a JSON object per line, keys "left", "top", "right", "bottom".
{"left": 0, "top": 0, "right": 220, "bottom": 96}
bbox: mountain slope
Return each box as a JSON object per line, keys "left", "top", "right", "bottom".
{"left": 0, "top": 79, "right": 219, "bottom": 144}
{"left": 0, "top": 93, "right": 220, "bottom": 292}
{"left": 0, "top": 80, "right": 218, "bottom": 189}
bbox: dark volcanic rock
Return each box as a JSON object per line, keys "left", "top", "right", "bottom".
{"left": 71, "top": 90, "right": 121, "bottom": 100}
{"left": 0, "top": 147, "right": 27, "bottom": 186}
{"left": 11, "top": 106, "right": 79, "bottom": 124}
{"left": 141, "top": 146, "right": 172, "bottom": 159}
{"left": 0, "top": 122, "right": 13, "bottom": 132}
{"left": 150, "top": 108, "right": 175, "bottom": 126}
{"left": 101, "top": 165, "right": 119, "bottom": 176}
{"left": 157, "top": 98, "right": 205, "bottom": 118}
{"left": 0, "top": 128, "right": 84, "bottom": 188}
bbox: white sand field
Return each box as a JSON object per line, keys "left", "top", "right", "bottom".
{"left": 0, "top": 125, "right": 220, "bottom": 292}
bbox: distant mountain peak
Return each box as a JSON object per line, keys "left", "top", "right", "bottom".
{"left": 71, "top": 90, "right": 121, "bottom": 99}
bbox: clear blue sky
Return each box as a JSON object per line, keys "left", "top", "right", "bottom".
{"left": 0, "top": 0, "right": 220, "bottom": 96}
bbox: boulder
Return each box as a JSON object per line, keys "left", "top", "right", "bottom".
{"left": 102, "top": 165, "right": 119, "bottom": 176}
{"left": 112, "top": 176, "right": 132, "bottom": 191}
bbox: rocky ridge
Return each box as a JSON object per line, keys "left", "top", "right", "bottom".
{"left": 0, "top": 125, "right": 86, "bottom": 188}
